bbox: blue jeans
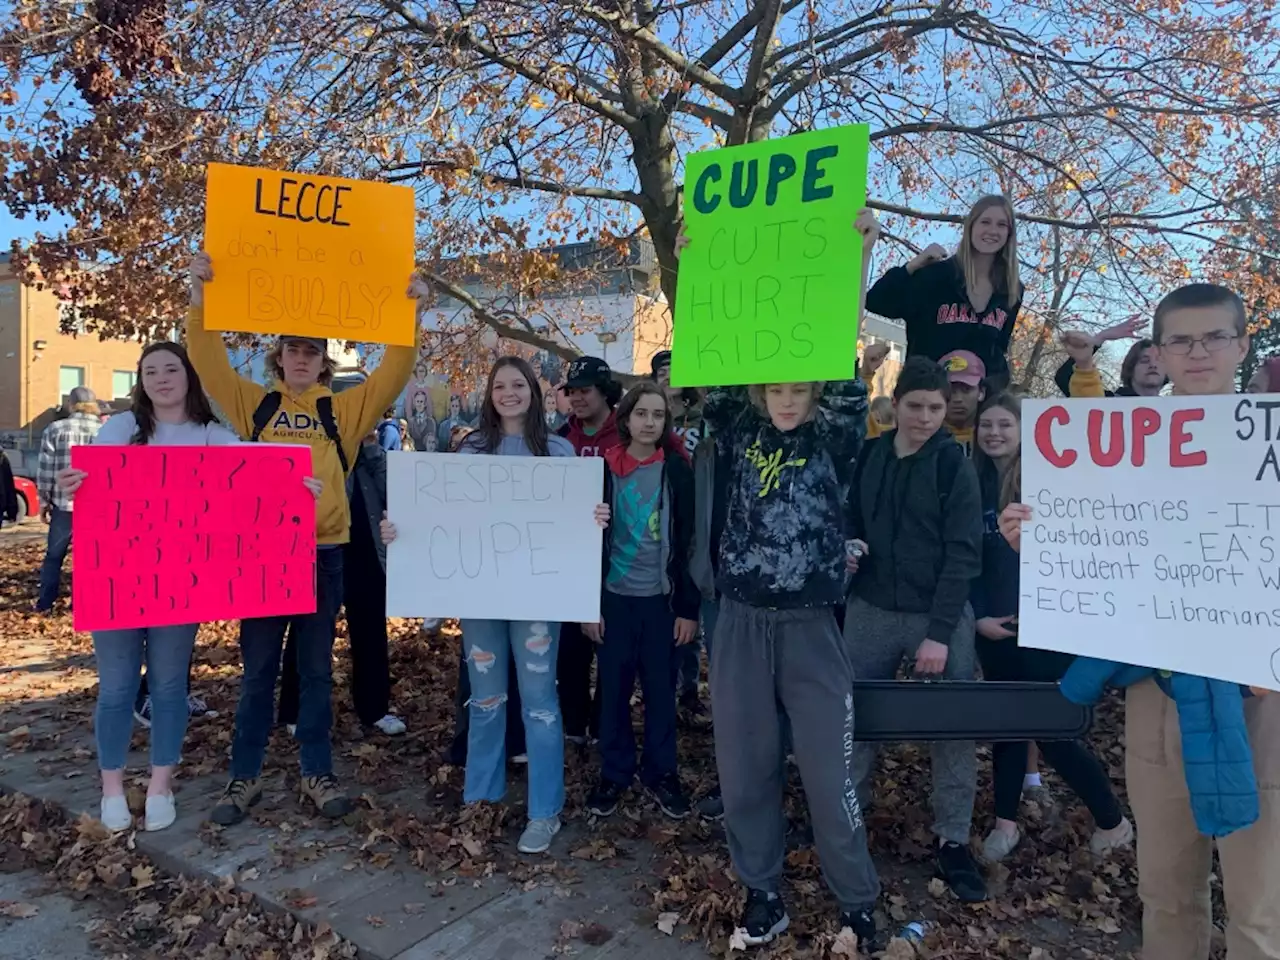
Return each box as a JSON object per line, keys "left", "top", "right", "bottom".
{"left": 94, "top": 624, "right": 198, "bottom": 770}
{"left": 460, "top": 618, "right": 563, "bottom": 820}
{"left": 229, "top": 547, "right": 342, "bottom": 779}
{"left": 599, "top": 592, "right": 678, "bottom": 787}
{"left": 36, "top": 506, "right": 73, "bottom": 611}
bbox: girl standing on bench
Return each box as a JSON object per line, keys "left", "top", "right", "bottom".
{"left": 970, "top": 392, "right": 1132, "bottom": 862}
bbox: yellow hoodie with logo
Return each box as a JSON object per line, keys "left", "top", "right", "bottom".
{"left": 1067, "top": 366, "right": 1106, "bottom": 398}
{"left": 945, "top": 422, "right": 974, "bottom": 458}
{"left": 186, "top": 306, "right": 416, "bottom": 545}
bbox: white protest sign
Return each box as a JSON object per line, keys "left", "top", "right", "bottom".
{"left": 1019, "top": 394, "right": 1280, "bottom": 691}
{"left": 385, "top": 452, "right": 604, "bottom": 623}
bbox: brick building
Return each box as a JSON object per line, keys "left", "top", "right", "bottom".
{"left": 0, "top": 252, "right": 144, "bottom": 435}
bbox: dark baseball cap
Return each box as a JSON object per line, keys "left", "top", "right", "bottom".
{"left": 280, "top": 335, "right": 327, "bottom": 353}
{"left": 564, "top": 355, "right": 614, "bottom": 389}
{"left": 650, "top": 350, "right": 672, "bottom": 377}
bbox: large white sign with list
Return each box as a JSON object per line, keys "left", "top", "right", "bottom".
{"left": 386, "top": 453, "right": 604, "bottom": 623}
{"left": 1019, "top": 394, "right": 1280, "bottom": 691}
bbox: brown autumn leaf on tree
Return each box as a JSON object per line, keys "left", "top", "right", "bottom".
{"left": 3, "top": 0, "right": 1280, "bottom": 375}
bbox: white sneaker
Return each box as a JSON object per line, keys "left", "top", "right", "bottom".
{"left": 517, "top": 816, "right": 561, "bottom": 854}
{"left": 981, "top": 825, "right": 1022, "bottom": 863}
{"left": 286, "top": 724, "right": 297, "bottom": 737}
{"left": 144, "top": 793, "right": 176, "bottom": 832}
{"left": 1090, "top": 816, "right": 1134, "bottom": 855}
{"left": 100, "top": 795, "right": 132, "bottom": 832}
{"left": 511, "top": 753, "right": 528, "bottom": 765}
{"left": 187, "top": 694, "right": 216, "bottom": 719}
{"left": 373, "top": 714, "right": 406, "bottom": 736}
{"left": 133, "top": 696, "right": 153, "bottom": 730}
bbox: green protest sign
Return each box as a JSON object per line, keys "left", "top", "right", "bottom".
{"left": 671, "top": 125, "right": 869, "bottom": 387}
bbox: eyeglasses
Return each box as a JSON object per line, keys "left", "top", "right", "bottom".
{"left": 1158, "top": 331, "right": 1239, "bottom": 356}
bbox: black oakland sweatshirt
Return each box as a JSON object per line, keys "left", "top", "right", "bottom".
{"left": 847, "top": 428, "right": 982, "bottom": 642}
{"left": 865, "top": 257, "right": 1020, "bottom": 387}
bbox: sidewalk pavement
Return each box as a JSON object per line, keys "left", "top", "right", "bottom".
{"left": 0, "top": 646, "right": 709, "bottom": 960}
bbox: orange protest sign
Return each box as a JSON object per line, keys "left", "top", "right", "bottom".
{"left": 203, "top": 163, "right": 417, "bottom": 346}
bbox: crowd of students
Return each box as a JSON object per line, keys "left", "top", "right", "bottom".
{"left": 24, "top": 195, "right": 1278, "bottom": 959}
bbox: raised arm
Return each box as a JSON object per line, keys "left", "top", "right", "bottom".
{"left": 184, "top": 251, "right": 267, "bottom": 438}
{"left": 331, "top": 281, "right": 422, "bottom": 452}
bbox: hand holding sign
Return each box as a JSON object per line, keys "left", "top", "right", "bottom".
{"left": 852, "top": 208, "right": 880, "bottom": 257}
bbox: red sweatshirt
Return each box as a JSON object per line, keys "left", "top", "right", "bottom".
{"left": 559, "top": 410, "right": 690, "bottom": 462}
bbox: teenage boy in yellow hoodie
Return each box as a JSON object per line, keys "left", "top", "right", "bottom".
{"left": 185, "top": 252, "right": 418, "bottom": 824}
{"left": 1017, "top": 284, "right": 1278, "bottom": 960}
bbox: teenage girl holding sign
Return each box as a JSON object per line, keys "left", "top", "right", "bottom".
{"left": 57, "top": 343, "right": 317, "bottom": 832}
{"left": 381, "top": 356, "right": 610, "bottom": 855}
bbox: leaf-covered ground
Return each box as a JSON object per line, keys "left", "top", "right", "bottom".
{"left": 0, "top": 539, "right": 1226, "bottom": 958}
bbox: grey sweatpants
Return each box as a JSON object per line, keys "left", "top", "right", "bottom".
{"left": 710, "top": 597, "right": 880, "bottom": 911}
{"left": 842, "top": 596, "right": 977, "bottom": 846}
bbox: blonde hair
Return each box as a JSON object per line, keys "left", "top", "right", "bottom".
{"left": 746, "top": 382, "right": 824, "bottom": 416}
{"left": 955, "top": 195, "right": 1021, "bottom": 306}
{"left": 263, "top": 341, "right": 337, "bottom": 387}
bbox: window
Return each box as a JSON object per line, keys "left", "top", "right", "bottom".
{"left": 112, "top": 370, "right": 136, "bottom": 399}
{"left": 58, "top": 366, "right": 84, "bottom": 399}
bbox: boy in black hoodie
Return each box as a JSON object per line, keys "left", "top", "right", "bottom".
{"left": 843, "top": 356, "right": 986, "bottom": 902}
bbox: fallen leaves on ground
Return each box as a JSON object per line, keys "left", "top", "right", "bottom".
{"left": 0, "top": 900, "right": 39, "bottom": 918}
{"left": 0, "top": 792, "right": 357, "bottom": 959}
{"left": 0, "top": 541, "right": 1215, "bottom": 958}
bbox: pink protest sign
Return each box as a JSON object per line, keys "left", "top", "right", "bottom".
{"left": 71, "top": 445, "right": 317, "bottom": 631}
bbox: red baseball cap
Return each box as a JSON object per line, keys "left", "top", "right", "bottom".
{"left": 939, "top": 350, "right": 986, "bottom": 387}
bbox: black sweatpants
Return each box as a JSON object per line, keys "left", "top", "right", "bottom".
{"left": 557, "top": 621, "right": 600, "bottom": 740}
{"left": 976, "top": 637, "right": 1123, "bottom": 828}
{"left": 280, "top": 540, "right": 392, "bottom": 728}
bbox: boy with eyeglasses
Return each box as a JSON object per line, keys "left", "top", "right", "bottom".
{"left": 1035, "top": 284, "right": 1278, "bottom": 960}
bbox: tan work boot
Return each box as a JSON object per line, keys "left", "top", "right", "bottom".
{"left": 301, "top": 774, "right": 353, "bottom": 819}
{"left": 209, "top": 778, "right": 262, "bottom": 826}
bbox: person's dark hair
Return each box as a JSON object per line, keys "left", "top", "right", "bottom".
{"left": 382, "top": 406, "right": 396, "bottom": 419}
{"left": 1119, "top": 338, "right": 1156, "bottom": 390}
{"left": 893, "top": 356, "right": 952, "bottom": 401}
{"left": 1153, "top": 283, "right": 1247, "bottom": 343}
{"left": 467, "top": 356, "right": 552, "bottom": 456}
{"left": 603, "top": 379, "right": 624, "bottom": 408}
{"left": 615, "top": 382, "right": 674, "bottom": 450}
{"left": 130, "top": 342, "right": 218, "bottom": 444}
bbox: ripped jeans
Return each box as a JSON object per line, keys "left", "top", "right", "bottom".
{"left": 460, "top": 618, "right": 564, "bottom": 820}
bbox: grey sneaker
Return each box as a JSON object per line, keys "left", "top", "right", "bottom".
{"left": 1089, "top": 816, "right": 1134, "bottom": 856}
{"left": 517, "top": 816, "right": 561, "bottom": 854}
{"left": 981, "top": 825, "right": 1022, "bottom": 863}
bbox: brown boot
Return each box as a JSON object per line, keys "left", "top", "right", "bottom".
{"left": 209, "top": 778, "right": 262, "bottom": 826}
{"left": 301, "top": 774, "right": 353, "bottom": 819}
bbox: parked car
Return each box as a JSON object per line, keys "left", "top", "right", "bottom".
{"left": 13, "top": 476, "right": 39, "bottom": 522}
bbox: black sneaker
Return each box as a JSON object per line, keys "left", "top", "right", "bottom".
{"left": 586, "top": 779, "right": 625, "bottom": 817}
{"left": 936, "top": 841, "right": 988, "bottom": 903}
{"left": 678, "top": 690, "right": 706, "bottom": 726}
{"left": 696, "top": 784, "right": 724, "bottom": 822}
{"left": 839, "top": 907, "right": 882, "bottom": 954}
{"left": 737, "top": 889, "right": 788, "bottom": 946}
{"left": 647, "top": 774, "right": 691, "bottom": 820}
